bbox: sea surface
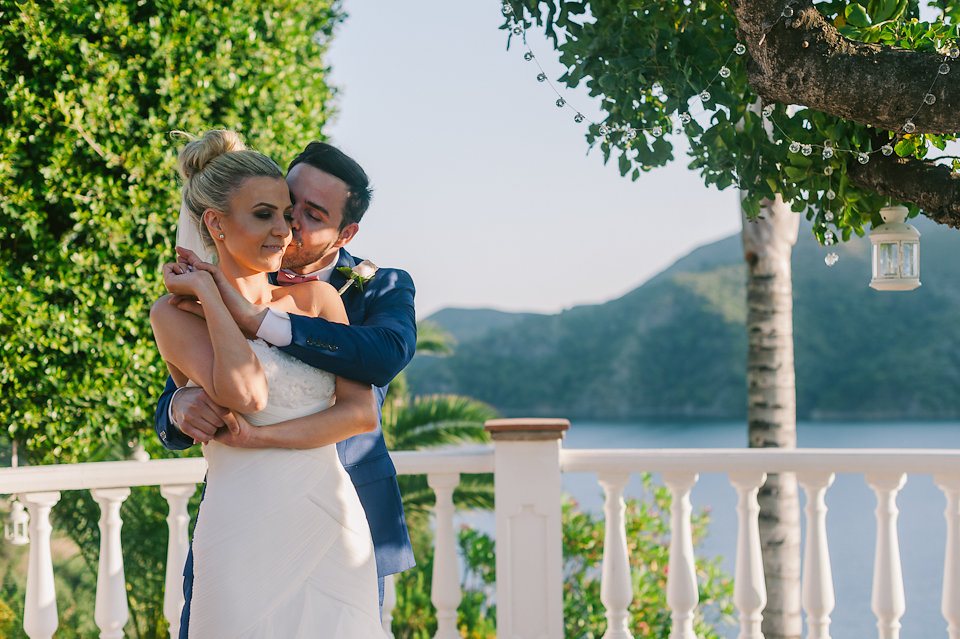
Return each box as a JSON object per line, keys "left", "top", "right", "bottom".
{"left": 560, "top": 420, "right": 960, "bottom": 638}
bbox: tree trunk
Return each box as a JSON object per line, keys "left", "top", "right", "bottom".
{"left": 742, "top": 193, "right": 802, "bottom": 639}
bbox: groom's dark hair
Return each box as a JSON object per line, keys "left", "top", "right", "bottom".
{"left": 288, "top": 142, "right": 373, "bottom": 229}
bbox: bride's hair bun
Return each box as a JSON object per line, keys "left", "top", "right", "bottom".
{"left": 176, "top": 130, "right": 248, "bottom": 181}
{"left": 173, "top": 129, "right": 284, "bottom": 254}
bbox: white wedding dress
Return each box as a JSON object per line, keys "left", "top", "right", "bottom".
{"left": 187, "top": 339, "right": 382, "bottom": 638}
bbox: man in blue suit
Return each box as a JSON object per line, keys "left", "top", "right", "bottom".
{"left": 154, "top": 141, "right": 416, "bottom": 635}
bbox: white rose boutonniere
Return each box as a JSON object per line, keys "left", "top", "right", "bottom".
{"left": 337, "top": 260, "right": 379, "bottom": 295}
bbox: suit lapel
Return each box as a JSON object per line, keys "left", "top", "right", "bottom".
{"left": 333, "top": 249, "right": 365, "bottom": 325}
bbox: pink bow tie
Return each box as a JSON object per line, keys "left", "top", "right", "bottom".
{"left": 276, "top": 270, "right": 320, "bottom": 285}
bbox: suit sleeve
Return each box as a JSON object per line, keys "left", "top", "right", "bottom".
{"left": 154, "top": 376, "right": 196, "bottom": 451}
{"left": 281, "top": 268, "right": 417, "bottom": 387}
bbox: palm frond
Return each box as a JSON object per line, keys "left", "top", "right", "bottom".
{"left": 415, "top": 320, "right": 455, "bottom": 357}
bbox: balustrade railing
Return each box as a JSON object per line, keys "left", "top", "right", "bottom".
{"left": 1, "top": 421, "right": 959, "bottom": 639}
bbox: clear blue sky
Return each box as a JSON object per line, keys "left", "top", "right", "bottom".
{"left": 320, "top": 2, "right": 745, "bottom": 318}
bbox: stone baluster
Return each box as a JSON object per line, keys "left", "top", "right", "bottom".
{"left": 160, "top": 484, "right": 195, "bottom": 638}
{"left": 866, "top": 473, "right": 906, "bottom": 639}
{"left": 428, "top": 472, "right": 462, "bottom": 639}
{"left": 798, "top": 472, "right": 836, "bottom": 639}
{"left": 92, "top": 487, "right": 131, "bottom": 639}
{"left": 22, "top": 491, "right": 61, "bottom": 639}
{"left": 381, "top": 573, "right": 397, "bottom": 638}
{"left": 663, "top": 471, "right": 699, "bottom": 639}
{"left": 729, "top": 471, "right": 767, "bottom": 639}
{"left": 935, "top": 474, "right": 960, "bottom": 639}
{"left": 486, "top": 418, "right": 568, "bottom": 639}
{"left": 598, "top": 472, "right": 634, "bottom": 639}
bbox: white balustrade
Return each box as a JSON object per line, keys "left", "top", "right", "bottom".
{"left": 22, "top": 491, "right": 61, "bottom": 639}
{"left": 598, "top": 472, "right": 634, "bottom": 639}
{"left": 663, "top": 471, "right": 699, "bottom": 639}
{"left": 161, "top": 484, "right": 195, "bottom": 638}
{"left": 866, "top": 473, "right": 907, "bottom": 639}
{"left": 936, "top": 474, "right": 960, "bottom": 639}
{"left": 729, "top": 471, "right": 767, "bottom": 639}
{"left": 428, "top": 472, "right": 462, "bottom": 639}
{"left": 5, "top": 444, "right": 960, "bottom": 639}
{"left": 92, "top": 487, "right": 131, "bottom": 639}
{"left": 799, "top": 472, "right": 836, "bottom": 639}
{"left": 382, "top": 573, "right": 397, "bottom": 638}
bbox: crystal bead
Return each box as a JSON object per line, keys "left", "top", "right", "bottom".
{"left": 699, "top": 90, "right": 711, "bottom": 102}
{"left": 502, "top": 2, "right": 514, "bottom": 14}
{"left": 513, "top": 25, "right": 523, "bottom": 35}
{"left": 599, "top": 124, "right": 610, "bottom": 135}
{"left": 524, "top": 51, "right": 534, "bottom": 61}
{"left": 826, "top": 189, "right": 836, "bottom": 200}
{"left": 762, "top": 104, "right": 774, "bottom": 117}
{"left": 626, "top": 128, "right": 637, "bottom": 139}
{"left": 719, "top": 66, "right": 731, "bottom": 78}
{"left": 822, "top": 147, "right": 834, "bottom": 159}
{"left": 951, "top": 47, "right": 960, "bottom": 59}
{"left": 652, "top": 126, "right": 663, "bottom": 137}
{"left": 825, "top": 252, "right": 839, "bottom": 266}
{"left": 574, "top": 113, "right": 585, "bottom": 123}
{"left": 734, "top": 43, "right": 747, "bottom": 55}
{"left": 801, "top": 144, "right": 812, "bottom": 156}
{"left": 824, "top": 237, "right": 835, "bottom": 246}
{"left": 825, "top": 230, "right": 834, "bottom": 241}
{"left": 881, "top": 144, "right": 894, "bottom": 156}
{"left": 858, "top": 152, "right": 869, "bottom": 164}
{"left": 903, "top": 120, "right": 916, "bottom": 133}
{"left": 537, "top": 73, "right": 546, "bottom": 82}
{"left": 789, "top": 141, "right": 801, "bottom": 153}
{"left": 924, "top": 93, "right": 936, "bottom": 105}
{"left": 825, "top": 211, "right": 834, "bottom": 221}
{"left": 556, "top": 98, "right": 566, "bottom": 108}
{"left": 782, "top": 6, "right": 794, "bottom": 17}
{"left": 824, "top": 166, "right": 833, "bottom": 176}
{"left": 680, "top": 112, "right": 691, "bottom": 124}
{"left": 939, "top": 63, "right": 950, "bottom": 74}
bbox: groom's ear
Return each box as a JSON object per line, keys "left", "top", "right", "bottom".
{"left": 334, "top": 222, "right": 359, "bottom": 248}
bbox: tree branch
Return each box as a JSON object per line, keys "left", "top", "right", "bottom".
{"left": 733, "top": 0, "right": 960, "bottom": 135}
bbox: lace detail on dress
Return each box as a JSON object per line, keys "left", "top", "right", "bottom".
{"left": 244, "top": 339, "right": 335, "bottom": 426}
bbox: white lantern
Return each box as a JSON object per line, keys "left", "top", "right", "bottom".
{"left": 5, "top": 498, "right": 29, "bottom": 545}
{"left": 869, "top": 205, "right": 920, "bottom": 291}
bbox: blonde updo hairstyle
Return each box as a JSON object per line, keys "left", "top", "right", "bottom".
{"left": 176, "top": 130, "right": 284, "bottom": 254}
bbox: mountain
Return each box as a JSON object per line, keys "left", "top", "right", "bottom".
{"left": 408, "top": 216, "right": 960, "bottom": 420}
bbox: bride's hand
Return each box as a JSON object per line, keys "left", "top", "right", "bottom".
{"left": 162, "top": 261, "right": 217, "bottom": 299}
{"left": 214, "top": 412, "right": 261, "bottom": 448}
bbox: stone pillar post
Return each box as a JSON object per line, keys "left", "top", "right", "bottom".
{"left": 485, "top": 418, "right": 568, "bottom": 639}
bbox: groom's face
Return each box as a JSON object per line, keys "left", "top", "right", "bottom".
{"left": 282, "top": 163, "right": 359, "bottom": 273}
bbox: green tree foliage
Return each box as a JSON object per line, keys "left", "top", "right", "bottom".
{"left": 0, "top": 0, "right": 340, "bottom": 463}
{"left": 501, "top": 0, "right": 959, "bottom": 241}
{"left": 0, "top": 1, "right": 341, "bottom": 634}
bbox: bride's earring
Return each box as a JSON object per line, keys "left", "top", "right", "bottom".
{"left": 218, "top": 233, "right": 225, "bottom": 239}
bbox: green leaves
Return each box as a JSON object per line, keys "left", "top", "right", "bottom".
{"left": 504, "top": 0, "right": 956, "bottom": 243}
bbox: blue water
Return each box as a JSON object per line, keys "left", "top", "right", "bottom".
{"left": 558, "top": 420, "right": 960, "bottom": 638}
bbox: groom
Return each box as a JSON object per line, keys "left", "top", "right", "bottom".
{"left": 154, "top": 141, "right": 417, "bottom": 633}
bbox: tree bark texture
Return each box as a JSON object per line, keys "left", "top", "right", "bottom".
{"left": 732, "top": 0, "right": 960, "bottom": 226}
{"left": 742, "top": 194, "right": 802, "bottom": 639}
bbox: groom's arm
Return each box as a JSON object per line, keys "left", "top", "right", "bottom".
{"left": 280, "top": 269, "right": 416, "bottom": 387}
{"left": 155, "top": 377, "right": 196, "bottom": 450}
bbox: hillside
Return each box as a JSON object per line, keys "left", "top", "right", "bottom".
{"left": 408, "top": 217, "right": 960, "bottom": 420}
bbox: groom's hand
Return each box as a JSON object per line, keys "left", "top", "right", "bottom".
{"left": 176, "top": 246, "right": 269, "bottom": 338}
{"left": 171, "top": 387, "right": 235, "bottom": 444}
{"left": 213, "top": 413, "right": 260, "bottom": 448}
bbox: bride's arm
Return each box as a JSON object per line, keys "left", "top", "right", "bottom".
{"left": 150, "top": 263, "right": 268, "bottom": 414}
{"left": 214, "top": 280, "right": 379, "bottom": 449}
{"left": 215, "top": 377, "right": 377, "bottom": 449}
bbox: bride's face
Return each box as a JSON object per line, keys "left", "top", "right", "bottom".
{"left": 209, "top": 176, "right": 293, "bottom": 273}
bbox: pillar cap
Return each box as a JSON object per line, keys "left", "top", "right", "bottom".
{"left": 484, "top": 418, "right": 570, "bottom": 441}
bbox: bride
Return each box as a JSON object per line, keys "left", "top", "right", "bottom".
{"left": 150, "top": 130, "right": 383, "bottom": 637}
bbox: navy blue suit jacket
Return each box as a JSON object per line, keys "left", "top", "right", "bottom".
{"left": 154, "top": 248, "right": 417, "bottom": 577}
